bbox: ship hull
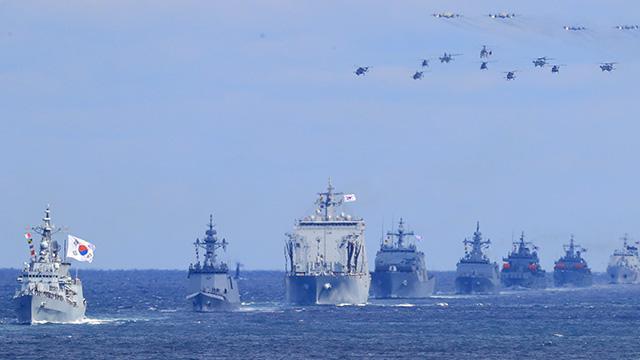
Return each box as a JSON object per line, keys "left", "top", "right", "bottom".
{"left": 285, "top": 273, "right": 370, "bottom": 305}
{"left": 606, "top": 265, "right": 640, "bottom": 284}
{"left": 553, "top": 270, "right": 592, "bottom": 287}
{"left": 187, "top": 292, "right": 239, "bottom": 312}
{"left": 501, "top": 272, "right": 547, "bottom": 289}
{"left": 187, "top": 272, "right": 240, "bottom": 311}
{"left": 14, "top": 294, "right": 85, "bottom": 324}
{"left": 370, "top": 271, "right": 435, "bottom": 299}
{"left": 455, "top": 275, "right": 499, "bottom": 294}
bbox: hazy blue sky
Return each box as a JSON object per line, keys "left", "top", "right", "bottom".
{"left": 1, "top": 1, "right": 639, "bottom": 270}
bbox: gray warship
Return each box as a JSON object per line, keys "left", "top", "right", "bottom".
{"left": 284, "top": 180, "right": 370, "bottom": 305}
{"left": 187, "top": 215, "right": 240, "bottom": 311}
{"left": 500, "top": 232, "right": 547, "bottom": 289}
{"left": 371, "top": 218, "right": 435, "bottom": 299}
{"left": 454, "top": 222, "right": 500, "bottom": 294}
{"left": 606, "top": 234, "right": 640, "bottom": 284}
{"left": 13, "top": 207, "right": 86, "bottom": 324}
{"left": 553, "top": 235, "right": 592, "bottom": 287}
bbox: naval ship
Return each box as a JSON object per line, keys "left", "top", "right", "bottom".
{"left": 454, "top": 222, "right": 500, "bottom": 294}
{"left": 606, "top": 234, "right": 640, "bottom": 284}
{"left": 371, "top": 218, "right": 435, "bottom": 299}
{"left": 187, "top": 215, "right": 240, "bottom": 311}
{"left": 553, "top": 235, "right": 592, "bottom": 287}
{"left": 284, "top": 180, "right": 370, "bottom": 305}
{"left": 500, "top": 232, "right": 547, "bottom": 289}
{"left": 13, "top": 207, "right": 86, "bottom": 324}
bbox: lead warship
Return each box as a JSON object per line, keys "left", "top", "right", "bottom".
{"left": 284, "top": 180, "right": 370, "bottom": 305}
{"left": 187, "top": 215, "right": 240, "bottom": 311}
{"left": 606, "top": 234, "right": 640, "bottom": 284}
{"left": 454, "top": 222, "right": 500, "bottom": 294}
{"left": 13, "top": 207, "right": 86, "bottom": 324}
{"left": 371, "top": 218, "right": 435, "bottom": 299}
{"left": 500, "top": 232, "right": 547, "bottom": 289}
{"left": 553, "top": 235, "right": 592, "bottom": 287}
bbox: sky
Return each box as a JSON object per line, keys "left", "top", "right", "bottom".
{"left": 1, "top": 0, "right": 639, "bottom": 271}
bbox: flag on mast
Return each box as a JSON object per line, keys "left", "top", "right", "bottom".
{"left": 343, "top": 194, "right": 357, "bottom": 203}
{"left": 66, "top": 235, "right": 95, "bottom": 263}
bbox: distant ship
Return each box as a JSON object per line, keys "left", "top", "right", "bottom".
{"left": 284, "top": 179, "right": 370, "bottom": 305}
{"left": 606, "top": 234, "right": 640, "bottom": 284}
{"left": 553, "top": 235, "right": 592, "bottom": 287}
{"left": 13, "top": 207, "right": 89, "bottom": 324}
{"left": 187, "top": 215, "right": 240, "bottom": 311}
{"left": 500, "top": 232, "right": 546, "bottom": 289}
{"left": 454, "top": 222, "right": 500, "bottom": 294}
{"left": 371, "top": 218, "right": 435, "bottom": 299}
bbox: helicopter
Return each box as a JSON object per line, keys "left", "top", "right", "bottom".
{"left": 563, "top": 25, "right": 587, "bottom": 31}
{"left": 504, "top": 71, "right": 517, "bottom": 80}
{"left": 354, "top": 66, "right": 369, "bottom": 76}
{"left": 551, "top": 64, "right": 566, "bottom": 74}
{"left": 439, "top": 52, "right": 462, "bottom": 63}
{"left": 432, "top": 12, "right": 461, "bottom": 19}
{"left": 614, "top": 25, "right": 639, "bottom": 30}
{"left": 488, "top": 13, "right": 516, "bottom": 19}
{"left": 533, "top": 57, "right": 553, "bottom": 68}
{"left": 420, "top": 59, "right": 431, "bottom": 67}
{"left": 480, "top": 45, "right": 493, "bottom": 59}
{"left": 412, "top": 71, "right": 424, "bottom": 80}
{"left": 600, "top": 62, "right": 616, "bottom": 72}
{"left": 479, "top": 60, "right": 496, "bottom": 70}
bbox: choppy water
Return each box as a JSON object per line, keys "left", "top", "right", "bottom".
{"left": 1, "top": 269, "right": 639, "bottom": 359}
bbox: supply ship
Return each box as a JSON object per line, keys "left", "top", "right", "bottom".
{"left": 500, "top": 232, "right": 546, "bottom": 289}
{"left": 606, "top": 234, "right": 640, "bottom": 284}
{"left": 285, "top": 180, "right": 370, "bottom": 305}
{"left": 371, "top": 218, "right": 435, "bottom": 299}
{"left": 454, "top": 222, "right": 500, "bottom": 294}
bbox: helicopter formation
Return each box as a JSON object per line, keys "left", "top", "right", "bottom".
{"left": 354, "top": 11, "right": 631, "bottom": 82}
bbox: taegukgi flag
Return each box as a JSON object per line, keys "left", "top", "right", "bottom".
{"left": 343, "top": 194, "right": 357, "bottom": 202}
{"left": 67, "top": 235, "right": 95, "bottom": 263}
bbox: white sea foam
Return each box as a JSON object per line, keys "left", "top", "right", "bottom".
{"left": 393, "top": 303, "right": 416, "bottom": 307}
{"left": 31, "top": 317, "right": 144, "bottom": 325}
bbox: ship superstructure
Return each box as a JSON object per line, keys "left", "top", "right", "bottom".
{"left": 553, "top": 235, "right": 592, "bottom": 287}
{"left": 454, "top": 222, "right": 500, "bottom": 294}
{"left": 500, "top": 232, "right": 546, "bottom": 289}
{"left": 606, "top": 234, "right": 640, "bottom": 284}
{"left": 187, "top": 215, "right": 240, "bottom": 311}
{"left": 371, "top": 218, "right": 435, "bottom": 299}
{"left": 13, "top": 207, "right": 86, "bottom": 324}
{"left": 285, "top": 179, "right": 370, "bottom": 305}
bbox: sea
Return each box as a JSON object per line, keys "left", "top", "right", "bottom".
{"left": 0, "top": 269, "right": 639, "bottom": 359}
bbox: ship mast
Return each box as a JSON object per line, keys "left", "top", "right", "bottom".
{"left": 31, "top": 206, "right": 62, "bottom": 263}
{"left": 316, "top": 178, "right": 344, "bottom": 220}
{"left": 194, "top": 214, "right": 228, "bottom": 269}
{"left": 386, "top": 218, "right": 415, "bottom": 249}
{"left": 464, "top": 221, "right": 491, "bottom": 261}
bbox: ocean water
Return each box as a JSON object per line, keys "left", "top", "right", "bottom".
{"left": 1, "top": 269, "right": 639, "bottom": 359}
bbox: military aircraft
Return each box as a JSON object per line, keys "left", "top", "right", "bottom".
{"left": 504, "top": 71, "right": 517, "bottom": 80}
{"left": 420, "top": 59, "right": 431, "bottom": 67}
{"left": 480, "top": 45, "right": 493, "bottom": 59}
{"left": 412, "top": 71, "right": 424, "bottom": 80}
{"left": 551, "top": 64, "right": 566, "bottom": 74}
{"left": 432, "top": 12, "right": 461, "bottom": 19}
{"left": 479, "top": 60, "right": 497, "bottom": 70}
{"left": 614, "top": 25, "right": 639, "bottom": 30}
{"left": 354, "top": 66, "right": 369, "bottom": 76}
{"left": 533, "top": 57, "right": 553, "bottom": 68}
{"left": 439, "top": 53, "right": 462, "bottom": 63}
{"left": 488, "top": 13, "right": 516, "bottom": 19}
{"left": 563, "top": 25, "right": 587, "bottom": 31}
{"left": 600, "top": 62, "right": 616, "bottom": 72}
